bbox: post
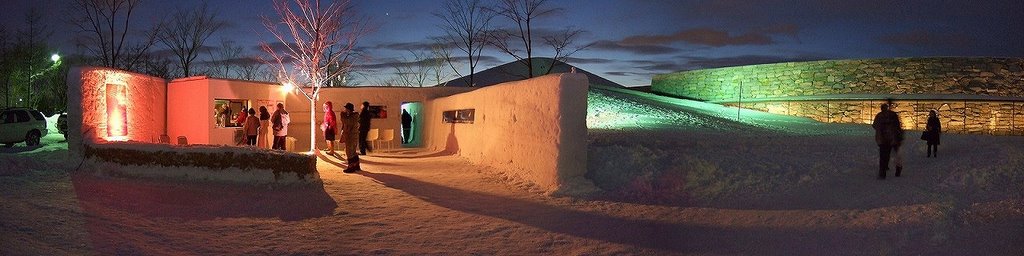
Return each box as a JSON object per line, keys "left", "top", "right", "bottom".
{"left": 737, "top": 81, "right": 742, "bottom": 121}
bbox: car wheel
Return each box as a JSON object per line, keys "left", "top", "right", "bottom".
{"left": 26, "top": 130, "right": 41, "bottom": 146}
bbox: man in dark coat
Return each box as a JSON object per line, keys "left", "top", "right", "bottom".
{"left": 872, "top": 102, "right": 904, "bottom": 179}
{"left": 401, "top": 109, "right": 413, "bottom": 144}
{"left": 358, "top": 101, "right": 373, "bottom": 155}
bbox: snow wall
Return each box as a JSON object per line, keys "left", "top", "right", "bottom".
{"left": 423, "top": 73, "right": 593, "bottom": 194}
{"left": 284, "top": 86, "right": 475, "bottom": 152}
{"left": 67, "top": 67, "right": 167, "bottom": 154}
{"left": 168, "top": 77, "right": 289, "bottom": 146}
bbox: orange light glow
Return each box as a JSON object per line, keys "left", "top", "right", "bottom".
{"left": 106, "top": 83, "right": 128, "bottom": 140}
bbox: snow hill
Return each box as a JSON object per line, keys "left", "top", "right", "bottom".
{"left": 443, "top": 57, "right": 623, "bottom": 88}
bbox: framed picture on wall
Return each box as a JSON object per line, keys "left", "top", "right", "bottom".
{"left": 443, "top": 109, "right": 475, "bottom": 124}
{"left": 366, "top": 105, "right": 388, "bottom": 119}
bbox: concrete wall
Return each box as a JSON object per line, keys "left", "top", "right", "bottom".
{"left": 653, "top": 57, "right": 1024, "bottom": 101}
{"left": 67, "top": 67, "right": 166, "bottom": 154}
{"left": 283, "top": 86, "right": 474, "bottom": 151}
{"left": 422, "top": 73, "right": 591, "bottom": 193}
{"left": 167, "top": 77, "right": 289, "bottom": 146}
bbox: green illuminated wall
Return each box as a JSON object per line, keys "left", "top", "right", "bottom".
{"left": 652, "top": 57, "right": 1024, "bottom": 102}
{"left": 651, "top": 57, "right": 1024, "bottom": 135}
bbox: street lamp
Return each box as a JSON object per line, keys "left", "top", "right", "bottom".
{"left": 50, "top": 53, "right": 60, "bottom": 62}
{"left": 281, "top": 82, "right": 295, "bottom": 93}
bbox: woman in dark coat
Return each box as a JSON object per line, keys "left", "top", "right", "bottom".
{"left": 925, "top": 110, "right": 941, "bottom": 158}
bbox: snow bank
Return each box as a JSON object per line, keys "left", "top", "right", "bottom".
{"left": 66, "top": 67, "right": 167, "bottom": 156}
{"left": 423, "top": 73, "right": 594, "bottom": 195}
{"left": 84, "top": 141, "right": 318, "bottom": 184}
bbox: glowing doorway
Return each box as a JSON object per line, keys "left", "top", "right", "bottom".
{"left": 400, "top": 102, "right": 423, "bottom": 147}
{"left": 106, "top": 83, "right": 128, "bottom": 140}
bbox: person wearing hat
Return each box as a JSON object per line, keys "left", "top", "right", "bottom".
{"left": 340, "top": 102, "right": 362, "bottom": 172}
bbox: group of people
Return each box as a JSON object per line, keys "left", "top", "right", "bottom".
{"left": 239, "top": 103, "right": 291, "bottom": 150}
{"left": 319, "top": 101, "right": 375, "bottom": 173}
{"left": 232, "top": 100, "right": 377, "bottom": 173}
{"left": 871, "top": 101, "right": 942, "bottom": 180}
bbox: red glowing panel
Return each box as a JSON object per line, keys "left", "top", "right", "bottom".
{"left": 106, "top": 83, "right": 128, "bottom": 139}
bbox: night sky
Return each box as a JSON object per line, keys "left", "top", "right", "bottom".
{"left": 3, "top": 0, "right": 1022, "bottom": 86}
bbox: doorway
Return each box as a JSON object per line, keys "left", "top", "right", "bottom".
{"left": 400, "top": 102, "right": 423, "bottom": 147}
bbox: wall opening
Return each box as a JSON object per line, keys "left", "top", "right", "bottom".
{"left": 400, "top": 102, "right": 423, "bottom": 147}
{"left": 105, "top": 83, "right": 128, "bottom": 141}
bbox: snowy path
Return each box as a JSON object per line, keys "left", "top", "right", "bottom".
{"left": 3, "top": 134, "right": 1023, "bottom": 255}
{"left": 2, "top": 90, "right": 1023, "bottom": 255}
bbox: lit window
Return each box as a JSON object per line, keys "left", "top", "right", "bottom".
{"left": 214, "top": 99, "right": 250, "bottom": 128}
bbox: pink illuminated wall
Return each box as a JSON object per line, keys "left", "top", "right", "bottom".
{"left": 167, "top": 77, "right": 288, "bottom": 146}
{"left": 66, "top": 67, "right": 167, "bottom": 154}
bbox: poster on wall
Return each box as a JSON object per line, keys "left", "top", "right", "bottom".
{"left": 366, "top": 105, "right": 388, "bottom": 119}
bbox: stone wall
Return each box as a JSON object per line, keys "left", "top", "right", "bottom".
{"left": 652, "top": 57, "right": 1024, "bottom": 101}
{"left": 728, "top": 100, "right": 1024, "bottom": 135}
{"left": 652, "top": 57, "right": 1024, "bottom": 135}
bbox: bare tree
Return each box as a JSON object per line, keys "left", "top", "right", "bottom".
{"left": 392, "top": 50, "right": 434, "bottom": 87}
{"left": 0, "top": 26, "right": 11, "bottom": 108}
{"left": 235, "top": 56, "right": 269, "bottom": 81}
{"left": 67, "top": 0, "right": 160, "bottom": 72}
{"left": 261, "top": 0, "right": 369, "bottom": 152}
{"left": 206, "top": 39, "right": 243, "bottom": 78}
{"left": 157, "top": 3, "right": 224, "bottom": 77}
{"left": 429, "top": 43, "right": 453, "bottom": 86}
{"left": 487, "top": 0, "right": 589, "bottom": 78}
{"left": 138, "top": 52, "right": 175, "bottom": 80}
{"left": 538, "top": 27, "right": 591, "bottom": 74}
{"left": 434, "top": 0, "right": 495, "bottom": 87}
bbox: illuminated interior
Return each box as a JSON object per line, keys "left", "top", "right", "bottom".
{"left": 400, "top": 102, "right": 423, "bottom": 147}
{"left": 106, "top": 83, "right": 128, "bottom": 141}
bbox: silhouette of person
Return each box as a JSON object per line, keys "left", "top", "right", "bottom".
{"left": 358, "top": 101, "right": 373, "bottom": 155}
{"left": 925, "top": 110, "right": 942, "bottom": 158}
{"left": 872, "top": 102, "right": 904, "bottom": 179}
{"left": 401, "top": 109, "right": 413, "bottom": 144}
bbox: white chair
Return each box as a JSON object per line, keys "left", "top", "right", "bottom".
{"left": 378, "top": 129, "right": 395, "bottom": 151}
{"left": 366, "top": 128, "right": 379, "bottom": 150}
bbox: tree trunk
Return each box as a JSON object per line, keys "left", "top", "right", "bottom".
{"left": 308, "top": 97, "right": 316, "bottom": 152}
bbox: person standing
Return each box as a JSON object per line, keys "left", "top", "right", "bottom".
{"left": 242, "top": 108, "right": 260, "bottom": 146}
{"left": 258, "top": 106, "right": 272, "bottom": 149}
{"left": 321, "top": 101, "right": 338, "bottom": 155}
{"left": 358, "top": 101, "right": 373, "bottom": 155}
{"left": 925, "top": 110, "right": 942, "bottom": 158}
{"left": 271, "top": 103, "right": 290, "bottom": 150}
{"left": 401, "top": 109, "right": 413, "bottom": 144}
{"left": 340, "top": 103, "right": 362, "bottom": 173}
{"left": 872, "top": 102, "right": 904, "bottom": 179}
{"left": 235, "top": 107, "right": 248, "bottom": 127}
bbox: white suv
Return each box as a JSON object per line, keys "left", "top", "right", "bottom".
{"left": 0, "top": 107, "right": 48, "bottom": 147}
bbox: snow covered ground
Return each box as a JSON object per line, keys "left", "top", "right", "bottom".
{"left": 1, "top": 89, "right": 1022, "bottom": 255}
